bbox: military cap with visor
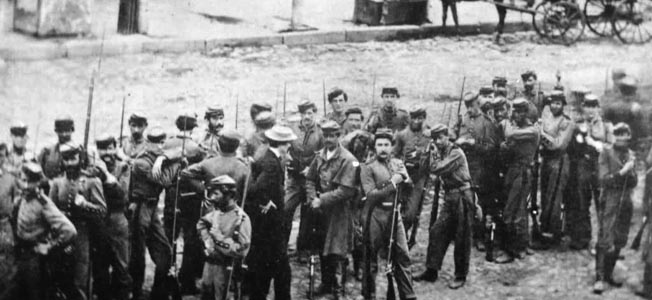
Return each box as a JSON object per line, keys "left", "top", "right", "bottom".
{"left": 59, "top": 142, "right": 82, "bottom": 159}
{"left": 128, "top": 113, "right": 148, "bottom": 126}
{"left": 176, "top": 112, "right": 199, "bottom": 131}
{"left": 345, "top": 107, "right": 364, "bottom": 118}
{"left": 206, "top": 174, "right": 237, "bottom": 190}
{"left": 582, "top": 94, "right": 600, "bottom": 107}
{"left": 381, "top": 87, "right": 400, "bottom": 98}
{"left": 613, "top": 122, "right": 631, "bottom": 136}
{"left": 521, "top": 70, "right": 537, "bottom": 81}
{"left": 147, "top": 127, "right": 167, "bottom": 143}
{"left": 512, "top": 98, "right": 530, "bottom": 112}
{"left": 320, "top": 120, "right": 342, "bottom": 133}
{"left": 10, "top": 122, "right": 28, "bottom": 136}
{"left": 409, "top": 107, "right": 427, "bottom": 119}
{"left": 430, "top": 124, "right": 449, "bottom": 138}
{"left": 54, "top": 116, "right": 75, "bottom": 132}
{"left": 479, "top": 86, "right": 494, "bottom": 96}
{"left": 204, "top": 106, "right": 225, "bottom": 120}
{"left": 463, "top": 92, "right": 478, "bottom": 103}
{"left": 548, "top": 90, "right": 567, "bottom": 105}
{"left": 95, "top": 133, "right": 117, "bottom": 150}
{"left": 298, "top": 100, "right": 318, "bottom": 114}
{"left": 492, "top": 76, "right": 507, "bottom": 87}
{"left": 21, "top": 162, "right": 45, "bottom": 183}
{"left": 618, "top": 76, "right": 638, "bottom": 94}
{"left": 218, "top": 129, "right": 241, "bottom": 153}
{"left": 374, "top": 128, "right": 394, "bottom": 142}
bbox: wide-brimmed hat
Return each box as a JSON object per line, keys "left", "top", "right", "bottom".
{"left": 265, "top": 125, "right": 297, "bottom": 142}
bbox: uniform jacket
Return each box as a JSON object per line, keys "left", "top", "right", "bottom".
{"left": 289, "top": 122, "right": 323, "bottom": 178}
{"left": 120, "top": 136, "right": 147, "bottom": 159}
{"left": 241, "top": 130, "right": 268, "bottom": 162}
{"left": 568, "top": 116, "right": 613, "bottom": 162}
{"left": 453, "top": 111, "right": 498, "bottom": 187}
{"left": 131, "top": 147, "right": 166, "bottom": 201}
{"left": 393, "top": 126, "right": 432, "bottom": 180}
{"left": 197, "top": 127, "right": 221, "bottom": 158}
{"left": 38, "top": 143, "right": 64, "bottom": 179}
{"left": 306, "top": 145, "right": 359, "bottom": 256}
{"left": 360, "top": 157, "right": 410, "bottom": 209}
{"left": 49, "top": 174, "right": 107, "bottom": 228}
{"left": 516, "top": 89, "right": 546, "bottom": 121}
{"left": 540, "top": 113, "right": 574, "bottom": 156}
{"left": 365, "top": 109, "right": 409, "bottom": 134}
{"left": 325, "top": 111, "right": 347, "bottom": 126}
{"left": 599, "top": 145, "right": 637, "bottom": 189}
{"left": 501, "top": 119, "right": 541, "bottom": 167}
{"left": 429, "top": 143, "right": 472, "bottom": 190}
{"left": 181, "top": 153, "right": 250, "bottom": 200}
{"left": 603, "top": 95, "right": 647, "bottom": 143}
{"left": 104, "top": 160, "right": 130, "bottom": 213}
{"left": 197, "top": 205, "right": 251, "bottom": 264}
{"left": 14, "top": 192, "right": 76, "bottom": 248}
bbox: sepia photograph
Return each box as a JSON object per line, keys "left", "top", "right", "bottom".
{"left": 0, "top": 0, "right": 652, "bottom": 299}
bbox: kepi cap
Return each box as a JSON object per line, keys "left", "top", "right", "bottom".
{"left": 298, "top": 100, "right": 317, "bottom": 114}
{"left": 430, "top": 124, "right": 449, "bottom": 138}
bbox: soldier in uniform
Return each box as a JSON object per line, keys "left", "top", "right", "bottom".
{"left": 325, "top": 88, "right": 349, "bottom": 126}
{"left": 306, "top": 120, "right": 359, "bottom": 298}
{"left": 453, "top": 92, "right": 499, "bottom": 251}
{"left": 342, "top": 107, "right": 364, "bottom": 136}
{"left": 414, "top": 124, "right": 474, "bottom": 289}
{"left": 565, "top": 94, "right": 613, "bottom": 250}
{"left": 360, "top": 128, "right": 416, "bottom": 300}
{"left": 284, "top": 101, "right": 324, "bottom": 253}
{"left": 495, "top": 98, "right": 541, "bottom": 263}
{"left": 120, "top": 113, "right": 148, "bottom": 161}
{"left": 1, "top": 163, "right": 76, "bottom": 300}
{"left": 199, "top": 106, "right": 225, "bottom": 157}
{"left": 38, "top": 116, "right": 75, "bottom": 179}
{"left": 593, "top": 123, "right": 636, "bottom": 294}
{"left": 393, "top": 107, "right": 431, "bottom": 235}
{"left": 49, "top": 142, "right": 107, "bottom": 300}
{"left": 92, "top": 134, "right": 132, "bottom": 300}
{"left": 7, "top": 122, "right": 33, "bottom": 176}
{"left": 365, "top": 87, "right": 410, "bottom": 134}
{"left": 197, "top": 175, "right": 251, "bottom": 300}
{"left": 242, "top": 111, "right": 276, "bottom": 163}
{"left": 129, "top": 127, "right": 173, "bottom": 299}
{"left": 535, "top": 91, "right": 574, "bottom": 249}
{"left": 153, "top": 113, "right": 207, "bottom": 294}
{"left": 602, "top": 76, "right": 648, "bottom": 154}
{"left": 517, "top": 70, "right": 545, "bottom": 121}
{"left": 245, "top": 125, "right": 296, "bottom": 300}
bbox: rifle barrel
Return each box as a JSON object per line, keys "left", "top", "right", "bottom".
{"left": 119, "top": 96, "right": 126, "bottom": 147}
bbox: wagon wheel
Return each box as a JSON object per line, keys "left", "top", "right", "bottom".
{"left": 533, "top": 1, "right": 554, "bottom": 37}
{"left": 543, "top": 1, "right": 586, "bottom": 45}
{"left": 584, "top": 0, "right": 619, "bottom": 36}
{"left": 611, "top": 0, "right": 652, "bottom": 44}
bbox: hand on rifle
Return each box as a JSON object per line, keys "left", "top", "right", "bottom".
{"left": 391, "top": 174, "right": 404, "bottom": 185}
{"left": 619, "top": 157, "right": 636, "bottom": 176}
{"left": 300, "top": 167, "right": 310, "bottom": 177}
{"left": 260, "top": 200, "right": 277, "bottom": 214}
{"left": 311, "top": 197, "right": 322, "bottom": 209}
{"left": 585, "top": 135, "right": 604, "bottom": 153}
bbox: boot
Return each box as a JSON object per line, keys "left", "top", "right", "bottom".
{"left": 494, "top": 252, "right": 515, "bottom": 264}
{"left": 605, "top": 250, "right": 622, "bottom": 287}
{"left": 414, "top": 268, "right": 438, "bottom": 282}
{"left": 448, "top": 278, "right": 466, "bottom": 289}
{"left": 593, "top": 280, "right": 605, "bottom": 294}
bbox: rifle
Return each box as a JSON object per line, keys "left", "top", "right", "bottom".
{"left": 119, "top": 96, "right": 126, "bottom": 148}
{"left": 529, "top": 145, "right": 543, "bottom": 241}
{"left": 371, "top": 73, "right": 377, "bottom": 110}
{"left": 167, "top": 118, "right": 186, "bottom": 300}
{"left": 454, "top": 77, "right": 466, "bottom": 137}
{"left": 407, "top": 146, "right": 432, "bottom": 249}
{"left": 386, "top": 185, "right": 401, "bottom": 300}
{"left": 631, "top": 216, "right": 648, "bottom": 250}
{"left": 283, "top": 82, "right": 287, "bottom": 120}
{"left": 223, "top": 170, "right": 251, "bottom": 300}
{"left": 322, "top": 80, "right": 327, "bottom": 115}
{"left": 485, "top": 212, "right": 497, "bottom": 262}
{"left": 307, "top": 191, "right": 322, "bottom": 300}
{"left": 235, "top": 94, "right": 239, "bottom": 129}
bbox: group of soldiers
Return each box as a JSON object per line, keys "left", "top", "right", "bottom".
{"left": 0, "top": 68, "right": 651, "bottom": 300}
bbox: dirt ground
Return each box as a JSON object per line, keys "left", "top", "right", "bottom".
{"left": 0, "top": 31, "right": 651, "bottom": 299}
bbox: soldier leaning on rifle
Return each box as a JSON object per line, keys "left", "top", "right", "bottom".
{"left": 365, "top": 87, "right": 410, "bottom": 134}
{"left": 393, "top": 107, "right": 431, "bottom": 235}
{"left": 198, "top": 106, "right": 225, "bottom": 158}
{"left": 495, "top": 98, "right": 541, "bottom": 264}
{"left": 306, "top": 120, "right": 360, "bottom": 298}
{"left": 38, "top": 116, "right": 76, "bottom": 179}
{"left": 120, "top": 113, "right": 148, "bottom": 161}
{"left": 197, "top": 175, "right": 251, "bottom": 300}
{"left": 593, "top": 123, "right": 637, "bottom": 294}
{"left": 153, "top": 113, "right": 207, "bottom": 294}
{"left": 285, "top": 100, "right": 324, "bottom": 256}
{"left": 49, "top": 142, "right": 107, "bottom": 300}
{"left": 92, "top": 134, "right": 132, "bottom": 300}
{"left": 360, "top": 128, "right": 416, "bottom": 300}
{"left": 242, "top": 108, "right": 276, "bottom": 163}
{"left": 325, "top": 88, "right": 349, "bottom": 126}
{"left": 534, "top": 91, "right": 574, "bottom": 250}
{"left": 1, "top": 163, "right": 76, "bottom": 300}
{"left": 414, "top": 124, "right": 474, "bottom": 289}
{"left": 452, "top": 92, "right": 499, "bottom": 252}
{"left": 245, "top": 125, "right": 296, "bottom": 300}
{"left": 129, "top": 127, "right": 173, "bottom": 300}
{"left": 565, "top": 94, "right": 614, "bottom": 250}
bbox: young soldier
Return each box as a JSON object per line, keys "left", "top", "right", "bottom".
{"left": 93, "top": 134, "right": 132, "bottom": 300}
{"left": 285, "top": 101, "right": 324, "bottom": 254}
{"left": 342, "top": 107, "right": 364, "bottom": 136}
{"left": 49, "top": 142, "right": 107, "bottom": 300}
{"left": 245, "top": 125, "right": 296, "bottom": 300}
{"left": 593, "top": 123, "right": 637, "bottom": 294}
{"left": 197, "top": 175, "right": 251, "bottom": 300}
{"left": 535, "top": 91, "right": 574, "bottom": 249}
{"left": 495, "top": 98, "right": 541, "bottom": 263}
{"left": 120, "top": 112, "right": 148, "bottom": 161}
{"left": 414, "top": 124, "right": 473, "bottom": 289}
{"left": 565, "top": 94, "right": 613, "bottom": 250}
{"left": 393, "top": 107, "right": 431, "bottom": 235}
{"left": 38, "top": 116, "right": 76, "bottom": 179}
{"left": 199, "top": 106, "right": 225, "bottom": 157}
{"left": 360, "top": 128, "right": 416, "bottom": 300}
{"left": 365, "top": 87, "right": 410, "bottom": 134}
{"left": 1, "top": 163, "right": 76, "bottom": 300}
{"left": 325, "top": 88, "right": 349, "bottom": 126}
{"left": 129, "top": 127, "right": 173, "bottom": 299}
{"left": 306, "top": 120, "right": 359, "bottom": 298}
{"left": 453, "top": 92, "right": 499, "bottom": 252}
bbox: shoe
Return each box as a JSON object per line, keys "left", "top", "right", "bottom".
{"left": 593, "top": 280, "right": 605, "bottom": 294}
{"left": 606, "top": 277, "right": 623, "bottom": 288}
{"left": 414, "top": 268, "right": 438, "bottom": 282}
{"left": 448, "top": 278, "right": 466, "bottom": 289}
{"left": 494, "top": 253, "right": 515, "bottom": 264}
{"left": 526, "top": 247, "right": 535, "bottom": 255}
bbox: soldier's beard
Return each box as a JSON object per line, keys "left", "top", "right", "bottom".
{"left": 377, "top": 151, "right": 389, "bottom": 161}
{"left": 132, "top": 132, "right": 143, "bottom": 140}
{"left": 410, "top": 123, "right": 422, "bottom": 132}
{"left": 101, "top": 155, "right": 116, "bottom": 168}
{"left": 65, "top": 165, "right": 81, "bottom": 179}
